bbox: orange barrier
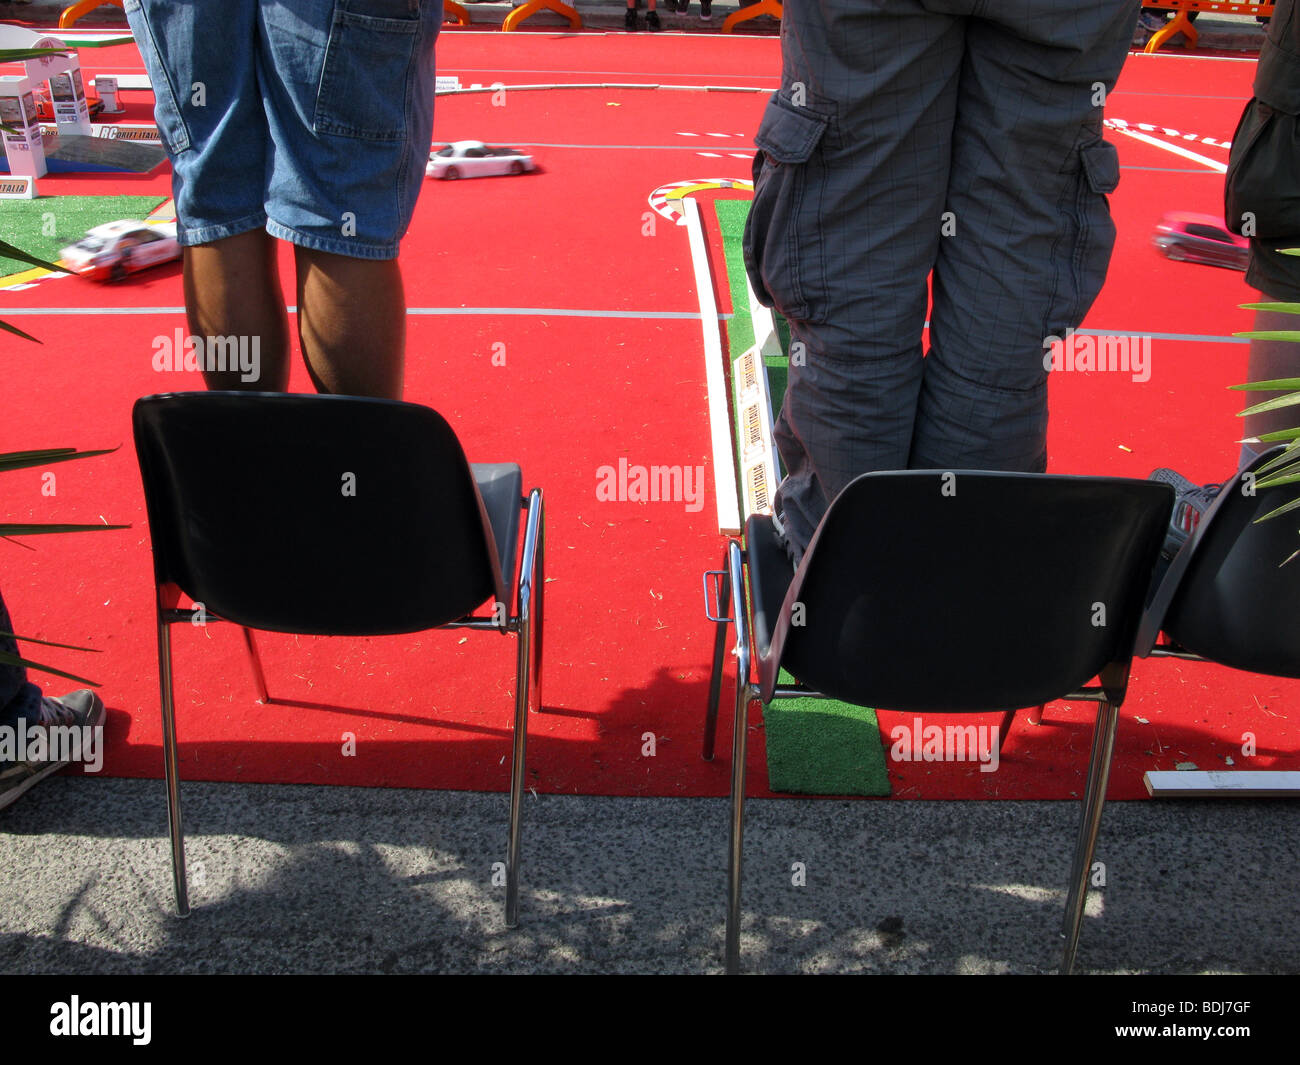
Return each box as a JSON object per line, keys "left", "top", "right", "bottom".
{"left": 722, "top": 0, "right": 782, "bottom": 34}
{"left": 502, "top": 0, "right": 582, "bottom": 32}
{"left": 59, "top": 0, "right": 475, "bottom": 33}
{"left": 1141, "top": 1, "right": 1273, "bottom": 53}
{"left": 58, "top": 0, "right": 124, "bottom": 29}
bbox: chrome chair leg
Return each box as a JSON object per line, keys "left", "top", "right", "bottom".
{"left": 722, "top": 540, "right": 752, "bottom": 974}
{"left": 1061, "top": 699, "right": 1120, "bottom": 973}
{"left": 725, "top": 674, "right": 753, "bottom": 975}
{"left": 157, "top": 617, "right": 189, "bottom": 917}
{"left": 505, "top": 599, "right": 530, "bottom": 929}
{"left": 506, "top": 490, "right": 542, "bottom": 928}
{"left": 241, "top": 626, "right": 270, "bottom": 703}
{"left": 532, "top": 499, "right": 545, "bottom": 713}
{"left": 703, "top": 547, "right": 732, "bottom": 761}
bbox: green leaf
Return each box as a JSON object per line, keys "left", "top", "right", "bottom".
{"left": 0, "top": 447, "right": 119, "bottom": 474}
{"left": 1253, "top": 494, "right": 1300, "bottom": 523}
{"left": 0, "top": 649, "right": 97, "bottom": 687}
{"left": 1236, "top": 393, "right": 1300, "bottom": 417}
{"left": 1240, "top": 302, "right": 1300, "bottom": 315}
{"left": 0, "top": 236, "right": 64, "bottom": 275}
{"left": 43, "top": 37, "right": 134, "bottom": 49}
{"left": 1253, "top": 448, "right": 1300, "bottom": 478}
{"left": 0, "top": 630, "right": 101, "bottom": 654}
{"left": 0, "top": 318, "right": 41, "bottom": 344}
{"left": 1230, "top": 378, "right": 1300, "bottom": 392}
{"left": 0, "top": 48, "right": 71, "bottom": 61}
{"left": 1252, "top": 470, "right": 1300, "bottom": 491}
{"left": 1253, "top": 443, "right": 1300, "bottom": 476}
{"left": 1255, "top": 427, "right": 1300, "bottom": 442}
{"left": 1233, "top": 331, "right": 1300, "bottom": 342}
{"left": 0, "top": 523, "right": 130, "bottom": 536}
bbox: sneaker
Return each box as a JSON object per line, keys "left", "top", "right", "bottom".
{"left": 625, "top": 7, "right": 638, "bottom": 30}
{"left": 1149, "top": 468, "right": 1223, "bottom": 559}
{"left": 0, "top": 690, "right": 105, "bottom": 812}
{"left": 1138, "top": 12, "right": 1166, "bottom": 33}
{"left": 646, "top": 9, "right": 661, "bottom": 30}
{"left": 700, "top": 0, "right": 712, "bottom": 17}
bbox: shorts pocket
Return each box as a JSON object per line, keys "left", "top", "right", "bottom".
{"left": 743, "top": 93, "right": 830, "bottom": 322}
{"left": 123, "top": 0, "right": 191, "bottom": 153}
{"left": 314, "top": 0, "right": 427, "bottom": 142}
{"left": 1053, "top": 137, "right": 1119, "bottom": 330}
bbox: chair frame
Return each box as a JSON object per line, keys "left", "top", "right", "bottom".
{"left": 702, "top": 487, "right": 1159, "bottom": 975}
{"left": 141, "top": 403, "right": 544, "bottom": 928}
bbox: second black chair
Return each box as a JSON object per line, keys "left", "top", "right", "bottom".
{"left": 703, "top": 470, "right": 1173, "bottom": 974}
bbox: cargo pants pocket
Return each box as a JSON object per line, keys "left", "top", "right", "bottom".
{"left": 743, "top": 93, "right": 831, "bottom": 323}
{"left": 1052, "top": 136, "right": 1120, "bottom": 331}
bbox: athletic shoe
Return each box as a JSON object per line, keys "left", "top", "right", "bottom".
{"left": 625, "top": 8, "right": 638, "bottom": 30}
{"left": 1149, "top": 467, "right": 1223, "bottom": 559}
{"left": 1138, "top": 12, "right": 1166, "bottom": 33}
{"left": 0, "top": 690, "right": 105, "bottom": 812}
{"left": 700, "top": 0, "right": 712, "bottom": 17}
{"left": 646, "top": 10, "right": 661, "bottom": 30}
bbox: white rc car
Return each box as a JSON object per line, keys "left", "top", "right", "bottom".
{"left": 427, "top": 141, "right": 536, "bottom": 180}
{"left": 59, "top": 219, "right": 181, "bottom": 282}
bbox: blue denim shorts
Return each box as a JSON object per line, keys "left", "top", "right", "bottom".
{"left": 125, "top": 0, "right": 440, "bottom": 259}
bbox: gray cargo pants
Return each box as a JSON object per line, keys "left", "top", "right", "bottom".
{"left": 743, "top": 0, "right": 1137, "bottom": 557}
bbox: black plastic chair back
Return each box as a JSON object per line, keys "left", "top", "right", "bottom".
{"left": 133, "top": 392, "right": 501, "bottom": 635}
{"left": 1160, "top": 447, "right": 1300, "bottom": 676}
{"left": 774, "top": 471, "right": 1173, "bottom": 710}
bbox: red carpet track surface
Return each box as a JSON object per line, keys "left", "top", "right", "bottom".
{"left": 1, "top": 33, "right": 1295, "bottom": 800}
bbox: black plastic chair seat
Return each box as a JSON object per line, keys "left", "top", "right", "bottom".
{"left": 756, "top": 471, "right": 1173, "bottom": 710}
{"left": 134, "top": 392, "right": 510, "bottom": 635}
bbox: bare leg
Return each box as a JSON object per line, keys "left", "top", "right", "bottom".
{"left": 182, "top": 229, "right": 290, "bottom": 391}
{"left": 294, "top": 247, "right": 405, "bottom": 400}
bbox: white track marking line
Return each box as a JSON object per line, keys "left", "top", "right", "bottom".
{"left": 1112, "top": 126, "right": 1227, "bottom": 172}
{"left": 683, "top": 197, "right": 741, "bottom": 534}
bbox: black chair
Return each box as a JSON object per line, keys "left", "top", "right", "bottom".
{"left": 702, "top": 470, "right": 1172, "bottom": 974}
{"left": 1139, "top": 445, "right": 1300, "bottom": 674}
{"left": 133, "top": 392, "right": 544, "bottom": 925}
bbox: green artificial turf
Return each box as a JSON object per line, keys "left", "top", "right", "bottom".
{"left": 764, "top": 672, "right": 892, "bottom": 797}
{"left": 711, "top": 197, "right": 891, "bottom": 798}
{"left": 0, "top": 194, "right": 168, "bottom": 275}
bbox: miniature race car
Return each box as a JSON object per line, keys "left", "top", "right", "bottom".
{"left": 1152, "top": 211, "right": 1250, "bottom": 271}
{"left": 59, "top": 220, "right": 181, "bottom": 282}
{"left": 33, "top": 83, "right": 103, "bottom": 121}
{"left": 426, "top": 141, "right": 536, "bottom": 180}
